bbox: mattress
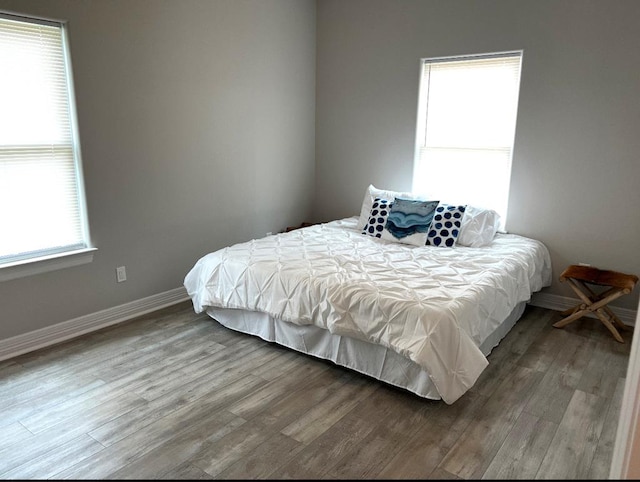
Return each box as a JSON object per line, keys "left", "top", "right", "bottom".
{"left": 184, "top": 216, "right": 552, "bottom": 403}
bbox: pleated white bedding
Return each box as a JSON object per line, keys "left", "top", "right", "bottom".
{"left": 184, "top": 216, "right": 552, "bottom": 403}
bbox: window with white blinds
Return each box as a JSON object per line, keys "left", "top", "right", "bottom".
{"left": 412, "top": 52, "right": 522, "bottom": 229}
{"left": 0, "top": 13, "right": 91, "bottom": 268}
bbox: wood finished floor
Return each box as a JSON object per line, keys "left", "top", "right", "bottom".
{"left": 0, "top": 301, "right": 631, "bottom": 479}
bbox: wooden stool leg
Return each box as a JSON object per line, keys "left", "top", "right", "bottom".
{"left": 554, "top": 304, "right": 590, "bottom": 328}
{"left": 553, "top": 277, "right": 629, "bottom": 342}
{"left": 553, "top": 279, "right": 595, "bottom": 328}
{"left": 594, "top": 308, "right": 624, "bottom": 343}
{"left": 556, "top": 265, "right": 638, "bottom": 342}
{"left": 587, "top": 288, "right": 627, "bottom": 313}
{"left": 578, "top": 283, "right": 630, "bottom": 331}
{"left": 570, "top": 278, "right": 598, "bottom": 304}
{"left": 603, "top": 305, "right": 631, "bottom": 332}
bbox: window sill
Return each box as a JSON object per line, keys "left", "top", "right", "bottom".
{"left": 0, "top": 247, "right": 97, "bottom": 282}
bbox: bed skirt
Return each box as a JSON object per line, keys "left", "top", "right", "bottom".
{"left": 206, "top": 300, "right": 527, "bottom": 401}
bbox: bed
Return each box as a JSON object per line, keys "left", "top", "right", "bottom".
{"left": 184, "top": 191, "right": 552, "bottom": 404}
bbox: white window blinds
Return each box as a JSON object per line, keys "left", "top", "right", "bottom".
{"left": 0, "top": 13, "right": 90, "bottom": 265}
{"left": 412, "top": 52, "right": 522, "bottom": 229}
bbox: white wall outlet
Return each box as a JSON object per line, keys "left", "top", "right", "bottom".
{"left": 578, "top": 262, "right": 591, "bottom": 267}
{"left": 116, "top": 266, "right": 127, "bottom": 283}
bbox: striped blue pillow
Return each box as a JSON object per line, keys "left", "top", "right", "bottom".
{"left": 381, "top": 198, "right": 440, "bottom": 246}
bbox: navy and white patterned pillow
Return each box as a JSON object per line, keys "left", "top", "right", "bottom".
{"left": 381, "top": 198, "right": 440, "bottom": 246}
{"left": 427, "top": 204, "right": 467, "bottom": 247}
{"left": 362, "top": 197, "right": 393, "bottom": 238}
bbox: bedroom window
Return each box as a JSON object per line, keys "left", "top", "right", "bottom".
{"left": 412, "top": 51, "right": 522, "bottom": 230}
{"left": 0, "top": 12, "right": 94, "bottom": 281}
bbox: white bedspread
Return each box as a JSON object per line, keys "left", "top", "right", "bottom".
{"left": 184, "top": 217, "right": 552, "bottom": 403}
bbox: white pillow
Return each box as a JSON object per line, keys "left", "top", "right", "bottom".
{"left": 357, "top": 184, "right": 420, "bottom": 231}
{"left": 457, "top": 205, "right": 501, "bottom": 247}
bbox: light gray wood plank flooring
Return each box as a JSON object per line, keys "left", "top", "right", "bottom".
{"left": 0, "top": 301, "right": 631, "bottom": 479}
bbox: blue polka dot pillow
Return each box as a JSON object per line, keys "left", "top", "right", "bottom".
{"left": 361, "top": 197, "right": 393, "bottom": 238}
{"left": 427, "top": 204, "right": 467, "bottom": 247}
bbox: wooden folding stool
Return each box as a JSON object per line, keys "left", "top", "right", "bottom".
{"left": 553, "top": 265, "right": 638, "bottom": 343}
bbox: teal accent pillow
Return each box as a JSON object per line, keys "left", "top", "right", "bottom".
{"left": 381, "top": 198, "right": 440, "bottom": 246}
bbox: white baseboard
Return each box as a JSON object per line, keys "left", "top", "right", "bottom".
{"left": 2, "top": 288, "right": 635, "bottom": 363}
{"left": 0, "top": 286, "right": 190, "bottom": 362}
{"left": 529, "top": 292, "right": 637, "bottom": 326}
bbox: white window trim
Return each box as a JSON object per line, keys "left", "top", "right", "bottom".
{"left": 0, "top": 10, "right": 96, "bottom": 280}
{"left": 0, "top": 247, "right": 97, "bottom": 282}
{"left": 411, "top": 50, "right": 523, "bottom": 230}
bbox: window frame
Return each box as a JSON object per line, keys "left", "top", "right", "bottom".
{"left": 411, "top": 50, "right": 523, "bottom": 230}
{"left": 0, "top": 11, "right": 95, "bottom": 282}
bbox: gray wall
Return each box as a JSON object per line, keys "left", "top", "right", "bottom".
{"left": 2, "top": 0, "right": 639, "bottom": 343}
{"left": 0, "top": 0, "right": 316, "bottom": 339}
{"left": 314, "top": 0, "right": 640, "bottom": 310}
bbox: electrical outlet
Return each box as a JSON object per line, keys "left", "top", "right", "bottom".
{"left": 578, "top": 262, "right": 591, "bottom": 267}
{"left": 116, "top": 266, "right": 127, "bottom": 283}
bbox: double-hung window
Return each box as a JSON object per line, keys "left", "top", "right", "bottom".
{"left": 412, "top": 51, "right": 522, "bottom": 230}
{"left": 0, "top": 12, "right": 93, "bottom": 280}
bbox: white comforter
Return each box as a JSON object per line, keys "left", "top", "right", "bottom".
{"left": 184, "top": 217, "right": 552, "bottom": 403}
